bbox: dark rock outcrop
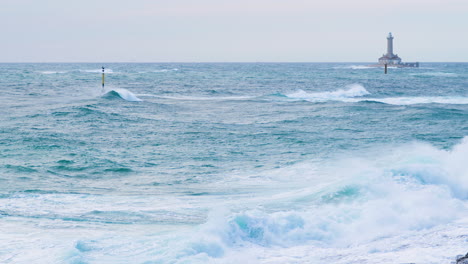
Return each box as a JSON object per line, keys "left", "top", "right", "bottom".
{"left": 455, "top": 252, "right": 468, "bottom": 264}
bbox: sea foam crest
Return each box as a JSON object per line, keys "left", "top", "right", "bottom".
{"left": 367, "top": 96, "right": 468, "bottom": 105}
{"left": 153, "top": 68, "right": 179, "bottom": 73}
{"left": 410, "top": 72, "right": 458, "bottom": 77}
{"left": 286, "top": 84, "right": 370, "bottom": 102}
{"left": 173, "top": 137, "right": 468, "bottom": 262}
{"left": 104, "top": 88, "right": 142, "bottom": 102}
{"left": 39, "top": 71, "right": 68, "bottom": 74}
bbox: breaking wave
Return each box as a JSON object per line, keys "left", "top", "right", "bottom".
{"left": 285, "top": 85, "right": 468, "bottom": 105}
{"left": 103, "top": 88, "right": 142, "bottom": 102}
{"left": 2, "top": 135, "right": 467, "bottom": 263}
{"left": 160, "top": 137, "right": 468, "bottom": 263}
{"left": 285, "top": 84, "right": 370, "bottom": 102}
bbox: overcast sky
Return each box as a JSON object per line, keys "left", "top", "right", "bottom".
{"left": 1, "top": 0, "right": 467, "bottom": 62}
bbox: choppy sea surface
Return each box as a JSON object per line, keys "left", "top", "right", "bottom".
{"left": 0, "top": 63, "right": 467, "bottom": 264}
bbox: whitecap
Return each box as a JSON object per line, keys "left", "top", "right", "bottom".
{"left": 364, "top": 96, "right": 468, "bottom": 105}
{"left": 410, "top": 72, "right": 458, "bottom": 77}
{"left": 104, "top": 88, "right": 142, "bottom": 102}
{"left": 153, "top": 68, "right": 179, "bottom": 73}
{"left": 39, "top": 71, "right": 68, "bottom": 74}
{"left": 285, "top": 85, "right": 468, "bottom": 105}
{"left": 164, "top": 137, "right": 468, "bottom": 263}
{"left": 286, "top": 84, "right": 370, "bottom": 102}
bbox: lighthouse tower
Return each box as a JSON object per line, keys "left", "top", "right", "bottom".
{"left": 386, "top": 32, "right": 394, "bottom": 56}
{"left": 378, "top": 32, "right": 402, "bottom": 65}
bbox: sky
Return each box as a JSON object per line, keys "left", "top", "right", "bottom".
{"left": 1, "top": 0, "right": 467, "bottom": 62}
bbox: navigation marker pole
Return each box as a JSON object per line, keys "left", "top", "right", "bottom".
{"left": 384, "top": 64, "right": 388, "bottom": 74}
{"left": 101, "top": 66, "right": 105, "bottom": 93}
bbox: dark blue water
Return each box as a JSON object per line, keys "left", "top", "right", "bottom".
{"left": 1, "top": 63, "right": 467, "bottom": 263}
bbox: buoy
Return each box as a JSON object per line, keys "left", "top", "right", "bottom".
{"left": 101, "top": 66, "right": 105, "bottom": 92}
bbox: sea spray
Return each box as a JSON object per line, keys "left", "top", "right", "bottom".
{"left": 1, "top": 62, "right": 467, "bottom": 264}
{"left": 141, "top": 138, "right": 468, "bottom": 263}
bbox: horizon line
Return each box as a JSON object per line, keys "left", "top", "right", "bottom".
{"left": 0, "top": 61, "right": 467, "bottom": 64}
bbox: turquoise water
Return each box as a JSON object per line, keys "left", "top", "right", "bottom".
{"left": 1, "top": 63, "right": 467, "bottom": 263}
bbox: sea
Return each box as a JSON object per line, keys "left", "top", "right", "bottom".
{"left": 0, "top": 63, "right": 467, "bottom": 264}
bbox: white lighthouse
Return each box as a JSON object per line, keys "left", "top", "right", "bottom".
{"left": 371, "top": 33, "right": 418, "bottom": 68}
{"left": 378, "top": 32, "right": 402, "bottom": 65}
{"left": 386, "top": 32, "right": 394, "bottom": 56}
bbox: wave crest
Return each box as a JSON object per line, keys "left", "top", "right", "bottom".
{"left": 153, "top": 68, "right": 179, "bottom": 73}
{"left": 188, "top": 137, "right": 468, "bottom": 250}
{"left": 38, "top": 71, "right": 68, "bottom": 74}
{"left": 411, "top": 72, "right": 458, "bottom": 77}
{"left": 366, "top": 96, "right": 468, "bottom": 105}
{"left": 103, "top": 89, "right": 142, "bottom": 102}
{"left": 286, "top": 84, "right": 370, "bottom": 102}
{"left": 284, "top": 85, "right": 468, "bottom": 105}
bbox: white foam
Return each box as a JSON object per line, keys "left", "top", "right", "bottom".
{"left": 286, "top": 84, "right": 370, "bottom": 102}
{"left": 364, "top": 96, "right": 468, "bottom": 105}
{"left": 286, "top": 85, "right": 468, "bottom": 105}
{"left": 39, "top": 71, "right": 68, "bottom": 74}
{"left": 162, "top": 137, "right": 468, "bottom": 263}
{"left": 411, "top": 72, "right": 458, "bottom": 77}
{"left": 153, "top": 68, "right": 179, "bottom": 73}
{"left": 1, "top": 138, "right": 467, "bottom": 263}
